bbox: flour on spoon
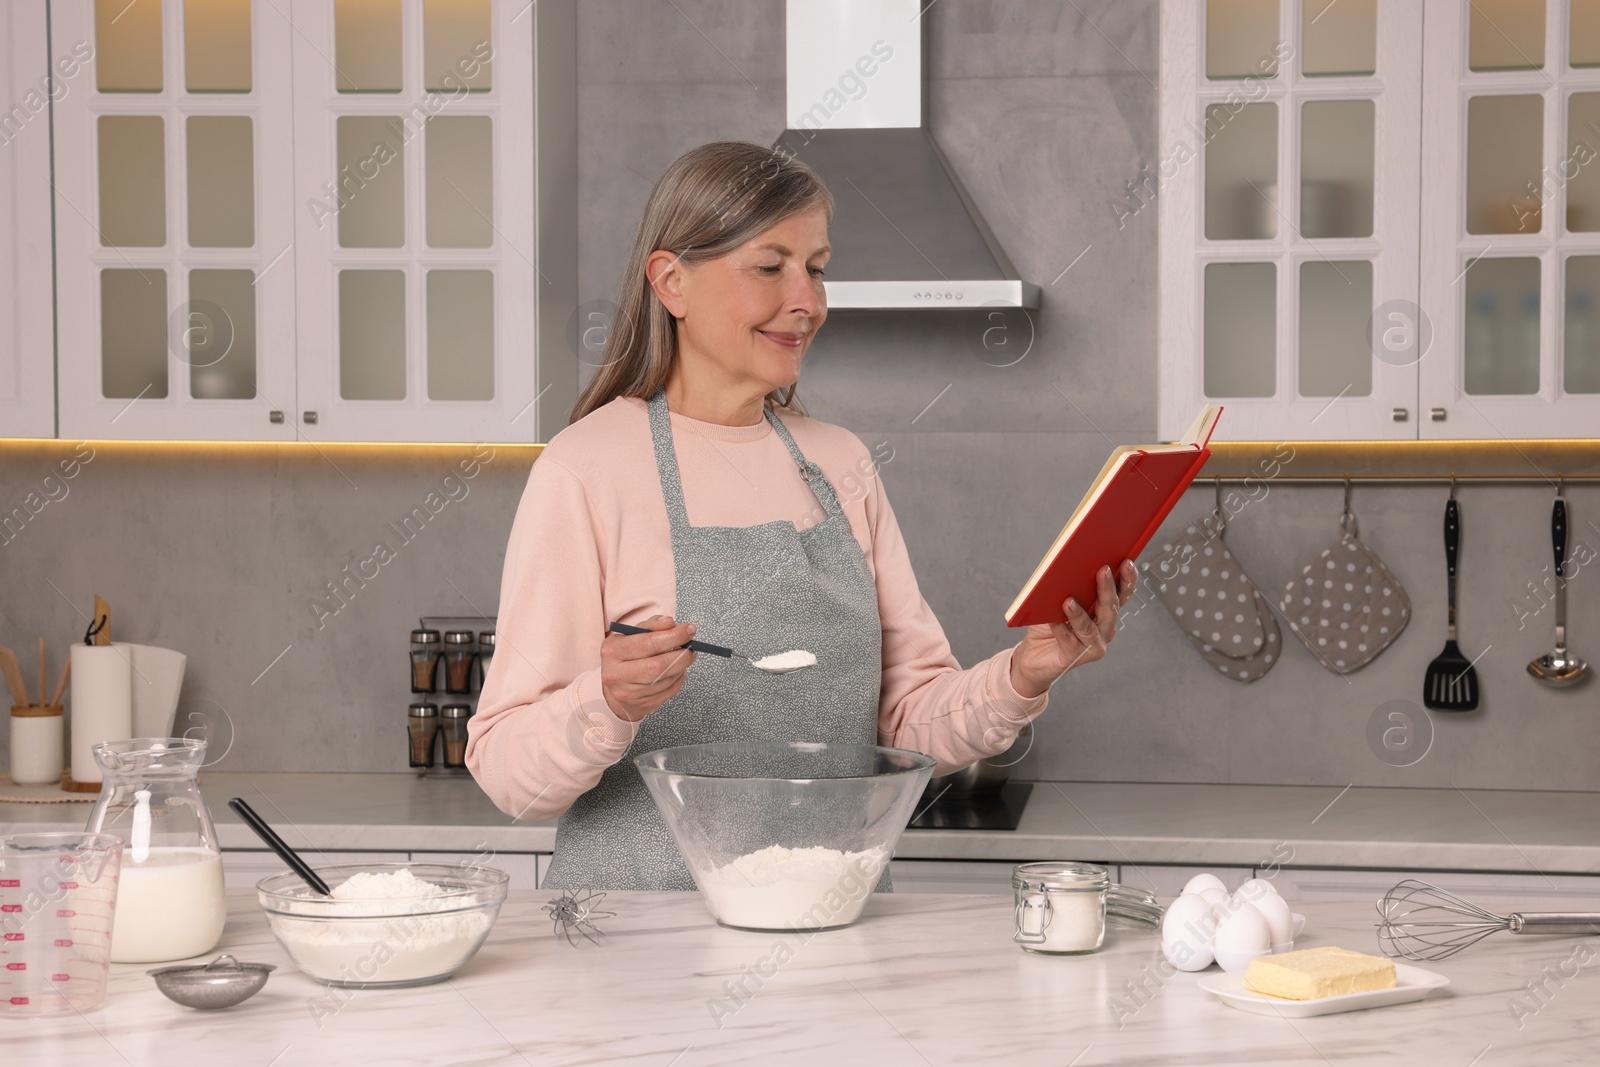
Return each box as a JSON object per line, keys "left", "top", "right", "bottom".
{"left": 750, "top": 650, "right": 817, "bottom": 672}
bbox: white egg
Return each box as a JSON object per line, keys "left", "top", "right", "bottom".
{"left": 1197, "top": 886, "right": 1229, "bottom": 912}
{"left": 1249, "top": 890, "right": 1295, "bottom": 948}
{"left": 1214, "top": 902, "right": 1272, "bottom": 952}
{"left": 1212, "top": 902, "right": 1273, "bottom": 972}
{"left": 1235, "top": 877, "right": 1280, "bottom": 902}
{"left": 1160, "top": 894, "right": 1217, "bottom": 972}
{"left": 1181, "top": 872, "right": 1228, "bottom": 897}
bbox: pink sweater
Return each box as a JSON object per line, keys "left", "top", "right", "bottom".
{"left": 466, "top": 396, "right": 1049, "bottom": 821}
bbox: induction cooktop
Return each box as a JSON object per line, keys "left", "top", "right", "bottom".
{"left": 907, "top": 781, "right": 1032, "bottom": 831}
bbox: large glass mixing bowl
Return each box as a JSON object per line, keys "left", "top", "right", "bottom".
{"left": 635, "top": 741, "right": 936, "bottom": 932}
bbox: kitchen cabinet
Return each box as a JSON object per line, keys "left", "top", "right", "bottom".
{"left": 46, "top": 0, "right": 574, "bottom": 443}
{"left": 1159, "top": 0, "right": 1600, "bottom": 441}
{"left": 1118, "top": 863, "right": 1255, "bottom": 899}
{"left": 1418, "top": 0, "right": 1600, "bottom": 437}
{"left": 890, "top": 859, "right": 1027, "bottom": 894}
{"left": 1263, "top": 865, "right": 1600, "bottom": 903}
{"left": 0, "top": 1, "right": 56, "bottom": 439}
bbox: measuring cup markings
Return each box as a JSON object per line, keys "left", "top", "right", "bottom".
{"left": 0, "top": 833, "right": 124, "bottom": 1016}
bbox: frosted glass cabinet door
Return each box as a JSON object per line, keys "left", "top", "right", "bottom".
{"left": 0, "top": 1, "right": 57, "bottom": 438}
{"left": 52, "top": 0, "right": 299, "bottom": 440}
{"left": 291, "top": 0, "right": 536, "bottom": 442}
{"left": 1418, "top": 0, "right": 1600, "bottom": 438}
{"left": 1158, "top": 0, "right": 1421, "bottom": 441}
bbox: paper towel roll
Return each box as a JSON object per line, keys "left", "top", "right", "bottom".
{"left": 69, "top": 644, "right": 133, "bottom": 784}
{"left": 124, "top": 644, "right": 187, "bottom": 738}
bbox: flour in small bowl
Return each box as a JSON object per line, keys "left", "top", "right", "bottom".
{"left": 695, "top": 844, "right": 887, "bottom": 930}
{"left": 266, "top": 869, "right": 497, "bottom": 986}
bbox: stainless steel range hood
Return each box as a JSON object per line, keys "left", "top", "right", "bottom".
{"left": 778, "top": 1, "right": 1040, "bottom": 310}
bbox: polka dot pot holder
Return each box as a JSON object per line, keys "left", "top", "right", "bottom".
{"left": 1141, "top": 514, "right": 1282, "bottom": 684}
{"left": 1277, "top": 499, "right": 1410, "bottom": 674}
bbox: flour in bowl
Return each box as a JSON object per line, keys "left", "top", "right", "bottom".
{"left": 267, "top": 869, "right": 497, "bottom": 985}
{"left": 695, "top": 844, "right": 887, "bottom": 930}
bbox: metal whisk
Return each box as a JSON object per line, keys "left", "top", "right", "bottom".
{"left": 1376, "top": 879, "right": 1600, "bottom": 961}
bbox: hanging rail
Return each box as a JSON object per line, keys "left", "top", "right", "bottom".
{"left": 1191, "top": 474, "right": 1600, "bottom": 486}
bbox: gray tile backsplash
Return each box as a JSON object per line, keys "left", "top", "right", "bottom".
{"left": 3, "top": 1, "right": 1596, "bottom": 790}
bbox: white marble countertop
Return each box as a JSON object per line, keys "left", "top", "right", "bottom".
{"left": 5, "top": 774, "right": 1600, "bottom": 874}
{"left": 9, "top": 888, "right": 1597, "bottom": 1065}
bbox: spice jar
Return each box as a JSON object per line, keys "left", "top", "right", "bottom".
{"left": 410, "top": 629, "right": 442, "bottom": 693}
{"left": 1012, "top": 861, "right": 1108, "bottom": 955}
{"left": 443, "top": 631, "right": 476, "bottom": 694}
{"left": 407, "top": 703, "right": 439, "bottom": 768}
{"left": 439, "top": 703, "right": 473, "bottom": 767}
{"left": 476, "top": 630, "right": 495, "bottom": 690}
{"left": 9, "top": 704, "right": 65, "bottom": 785}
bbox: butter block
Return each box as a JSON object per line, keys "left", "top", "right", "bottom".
{"left": 1243, "top": 946, "right": 1397, "bottom": 1000}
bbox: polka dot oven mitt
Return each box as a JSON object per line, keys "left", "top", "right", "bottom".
{"left": 1141, "top": 520, "right": 1282, "bottom": 683}
{"left": 1277, "top": 522, "right": 1410, "bottom": 674}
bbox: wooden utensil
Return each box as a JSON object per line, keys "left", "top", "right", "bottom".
{"left": 51, "top": 658, "right": 71, "bottom": 706}
{"left": 1423, "top": 497, "right": 1480, "bottom": 711}
{"left": 38, "top": 637, "right": 46, "bottom": 705}
{"left": 0, "top": 646, "right": 29, "bottom": 707}
{"left": 93, "top": 594, "right": 112, "bottom": 645}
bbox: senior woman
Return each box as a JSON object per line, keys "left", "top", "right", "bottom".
{"left": 468, "top": 141, "right": 1136, "bottom": 891}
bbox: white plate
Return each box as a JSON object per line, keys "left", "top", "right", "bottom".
{"left": 1198, "top": 963, "right": 1450, "bottom": 1017}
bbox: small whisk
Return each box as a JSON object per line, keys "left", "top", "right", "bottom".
{"left": 1376, "top": 879, "right": 1600, "bottom": 961}
{"left": 542, "top": 887, "right": 616, "bottom": 946}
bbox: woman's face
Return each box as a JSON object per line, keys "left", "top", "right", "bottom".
{"left": 652, "top": 206, "right": 830, "bottom": 398}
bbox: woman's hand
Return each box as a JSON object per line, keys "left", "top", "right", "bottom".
{"left": 1009, "top": 561, "right": 1137, "bottom": 699}
{"left": 601, "top": 615, "right": 698, "bottom": 722}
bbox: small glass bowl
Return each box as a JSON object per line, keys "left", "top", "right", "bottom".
{"left": 257, "top": 863, "right": 507, "bottom": 988}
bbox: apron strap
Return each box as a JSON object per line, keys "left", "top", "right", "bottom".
{"left": 646, "top": 391, "right": 692, "bottom": 532}
{"left": 764, "top": 403, "right": 847, "bottom": 521}
{"left": 645, "top": 390, "right": 847, "bottom": 533}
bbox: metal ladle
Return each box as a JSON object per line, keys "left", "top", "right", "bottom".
{"left": 1528, "top": 494, "right": 1590, "bottom": 688}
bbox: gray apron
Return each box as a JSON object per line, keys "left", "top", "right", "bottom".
{"left": 541, "top": 391, "right": 886, "bottom": 891}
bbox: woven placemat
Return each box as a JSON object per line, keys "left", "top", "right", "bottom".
{"left": 0, "top": 774, "right": 96, "bottom": 803}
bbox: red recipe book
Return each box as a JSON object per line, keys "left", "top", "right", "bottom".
{"left": 1005, "top": 406, "right": 1223, "bottom": 627}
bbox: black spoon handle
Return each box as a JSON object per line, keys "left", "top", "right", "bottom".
{"left": 607, "top": 621, "right": 733, "bottom": 658}
{"left": 228, "top": 797, "right": 331, "bottom": 896}
{"left": 1444, "top": 498, "right": 1460, "bottom": 637}
{"left": 1553, "top": 497, "right": 1567, "bottom": 580}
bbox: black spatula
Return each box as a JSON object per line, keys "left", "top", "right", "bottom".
{"left": 1424, "top": 497, "right": 1479, "bottom": 711}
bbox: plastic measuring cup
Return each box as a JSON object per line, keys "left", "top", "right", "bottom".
{"left": 0, "top": 833, "right": 123, "bottom": 1016}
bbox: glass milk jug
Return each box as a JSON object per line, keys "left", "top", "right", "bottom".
{"left": 85, "top": 738, "right": 226, "bottom": 963}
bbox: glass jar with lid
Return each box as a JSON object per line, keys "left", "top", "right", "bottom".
{"left": 476, "top": 630, "right": 495, "bottom": 690}
{"left": 1012, "top": 861, "right": 1108, "bottom": 955}
{"left": 443, "top": 631, "right": 476, "bottom": 694}
{"left": 410, "top": 629, "right": 442, "bottom": 693}
{"left": 439, "top": 703, "right": 473, "bottom": 767}
{"left": 407, "top": 702, "right": 440, "bottom": 768}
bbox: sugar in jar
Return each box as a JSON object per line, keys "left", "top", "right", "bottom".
{"left": 1012, "top": 861, "right": 1108, "bottom": 955}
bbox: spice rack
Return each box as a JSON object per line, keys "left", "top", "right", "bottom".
{"left": 407, "top": 614, "right": 495, "bottom": 780}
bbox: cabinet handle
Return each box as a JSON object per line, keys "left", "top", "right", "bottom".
{"left": 269, "top": 410, "right": 284, "bottom": 424}
{"left": 1430, "top": 407, "right": 1447, "bottom": 422}
{"left": 1392, "top": 407, "right": 1408, "bottom": 422}
{"left": 303, "top": 411, "right": 319, "bottom": 425}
